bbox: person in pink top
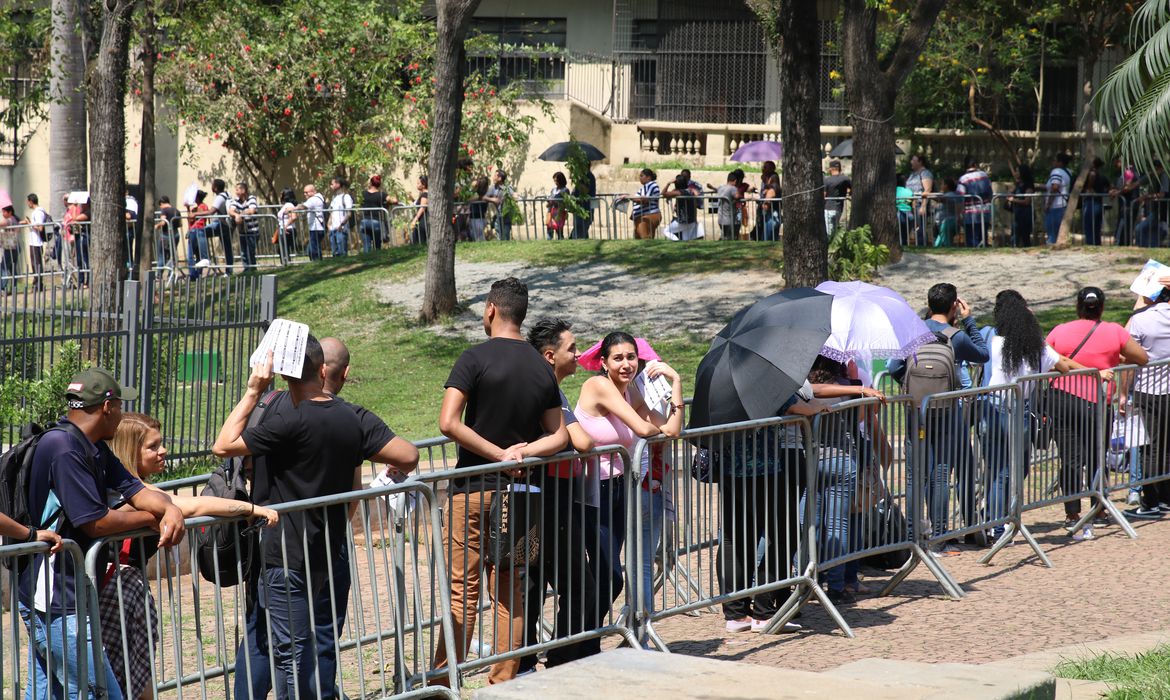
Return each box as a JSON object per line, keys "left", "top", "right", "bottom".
{"left": 574, "top": 331, "right": 683, "bottom": 618}
{"left": 1047, "top": 287, "right": 1148, "bottom": 529}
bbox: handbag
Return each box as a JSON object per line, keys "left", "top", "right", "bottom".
{"left": 484, "top": 488, "right": 542, "bottom": 568}
{"left": 690, "top": 447, "right": 717, "bottom": 483}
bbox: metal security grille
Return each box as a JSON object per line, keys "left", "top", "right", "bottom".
{"left": 655, "top": 20, "right": 768, "bottom": 124}
{"left": 819, "top": 19, "right": 846, "bottom": 126}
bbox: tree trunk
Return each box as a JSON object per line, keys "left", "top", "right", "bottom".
{"left": 1056, "top": 74, "right": 1098, "bottom": 247}
{"left": 841, "top": 0, "right": 945, "bottom": 263}
{"left": 86, "top": 0, "right": 136, "bottom": 308}
{"left": 419, "top": 0, "right": 481, "bottom": 322}
{"left": 49, "top": 0, "right": 87, "bottom": 217}
{"left": 137, "top": 0, "right": 158, "bottom": 282}
{"left": 754, "top": 0, "right": 826, "bottom": 288}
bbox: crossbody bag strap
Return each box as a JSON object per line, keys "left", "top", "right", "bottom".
{"left": 1068, "top": 321, "right": 1102, "bottom": 359}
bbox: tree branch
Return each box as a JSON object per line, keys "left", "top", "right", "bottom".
{"left": 883, "top": 0, "right": 947, "bottom": 83}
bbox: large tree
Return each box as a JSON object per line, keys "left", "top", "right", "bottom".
{"left": 419, "top": 0, "right": 481, "bottom": 322}
{"left": 136, "top": 0, "right": 158, "bottom": 281}
{"left": 49, "top": 0, "right": 87, "bottom": 219}
{"left": 751, "top": 0, "right": 827, "bottom": 288}
{"left": 83, "top": 0, "right": 136, "bottom": 302}
{"left": 841, "top": 0, "right": 946, "bottom": 261}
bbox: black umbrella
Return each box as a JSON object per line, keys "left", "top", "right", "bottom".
{"left": 828, "top": 138, "right": 905, "bottom": 158}
{"left": 689, "top": 288, "right": 833, "bottom": 429}
{"left": 538, "top": 141, "right": 606, "bottom": 162}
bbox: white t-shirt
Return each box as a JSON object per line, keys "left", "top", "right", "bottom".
{"left": 304, "top": 193, "right": 326, "bottom": 231}
{"left": 329, "top": 192, "right": 353, "bottom": 230}
{"left": 1046, "top": 168, "right": 1071, "bottom": 210}
{"left": 987, "top": 335, "right": 1060, "bottom": 385}
{"left": 278, "top": 202, "right": 296, "bottom": 231}
{"left": 27, "top": 207, "right": 46, "bottom": 246}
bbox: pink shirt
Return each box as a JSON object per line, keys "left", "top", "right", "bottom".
{"left": 1046, "top": 320, "right": 1130, "bottom": 402}
{"left": 574, "top": 389, "right": 637, "bottom": 480}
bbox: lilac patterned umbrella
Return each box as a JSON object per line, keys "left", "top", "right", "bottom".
{"left": 814, "top": 280, "right": 936, "bottom": 362}
{"left": 730, "top": 140, "right": 783, "bottom": 163}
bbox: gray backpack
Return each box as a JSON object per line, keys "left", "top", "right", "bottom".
{"left": 903, "top": 326, "right": 960, "bottom": 408}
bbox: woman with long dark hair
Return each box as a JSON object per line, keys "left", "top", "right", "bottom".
{"left": 977, "top": 290, "right": 1080, "bottom": 542}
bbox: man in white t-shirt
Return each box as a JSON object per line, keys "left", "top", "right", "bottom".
{"left": 327, "top": 177, "right": 353, "bottom": 258}
{"left": 1045, "top": 153, "right": 1072, "bottom": 245}
{"left": 24, "top": 193, "right": 47, "bottom": 289}
{"left": 298, "top": 184, "right": 327, "bottom": 261}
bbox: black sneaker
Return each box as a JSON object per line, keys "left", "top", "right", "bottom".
{"left": 1126, "top": 506, "right": 1164, "bottom": 520}
{"left": 827, "top": 588, "right": 856, "bottom": 605}
{"left": 1092, "top": 515, "right": 1111, "bottom": 527}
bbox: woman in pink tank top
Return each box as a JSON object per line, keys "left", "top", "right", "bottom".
{"left": 574, "top": 331, "right": 683, "bottom": 616}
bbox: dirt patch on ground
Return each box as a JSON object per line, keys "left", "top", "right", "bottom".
{"left": 376, "top": 248, "right": 1149, "bottom": 341}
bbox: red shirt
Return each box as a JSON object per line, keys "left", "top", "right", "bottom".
{"left": 1046, "top": 320, "right": 1130, "bottom": 402}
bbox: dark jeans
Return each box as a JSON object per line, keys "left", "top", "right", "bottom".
{"left": 206, "top": 221, "right": 234, "bottom": 273}
{"left": 360, "top": 219, "right": 383, "bottom": 252}
{"left": 494, "top": 217, "right": 512, "bottom": 241}
{"left": 720, "top": 223, "right": 736, "bottom": 241}
{"left": 911, "top": 408, "right": 976, "bottom": 540}
{"left": 239, "top": 232, "right": 259, "bottom": 270}
{"left": 518, "top": 477, "right": 600, "bottom": 672}
{"left": 1051, "top": 388, "right": 1103, "bottom": 517}
{"left": 187, "top": 229, "right": 209, "bottom": 280}
{"left": 1082, "top": 198, "right": 1104, "bottom": 245}
{"left": 0, "top": 249, "right": 16, "bottom": 291}
{"left": 1134, "top": 392, "right": 1170, "bottom": 508}
{"left": 572, "top": 214, "right": 591, "bottom": 240}
{"left": 717, "top": 458, "right": 802, "bottom": 621}
{"left": 236, "top": 565, "right": 350, "bottom": 700}
{"left": 807, "top": 453, "right": 856, "bottom": 592}
{"left": 278, "top": 228, "right": 296, "bottom": 265}
{"left": 964, "top": 211, "right": 988, "bottom": 247}
{"left": 307, "top": 229, "right": 325, "bottom": 260}
{"left": 977, "top": 398, "right": 1017, "bottom": 526}
{"left": 1115, "top": 205, "right": 1134, "bottom": 246}
{"left": 75, "top": 232, "right": 90, "bottom": 285}
{"left": 584, "top": 477, "right": 626, "bottom": 618}
{"left": 1012, "top": 207, "right": 1034, "bottom": 247}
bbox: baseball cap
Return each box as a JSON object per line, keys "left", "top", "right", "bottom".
{"left": 65, "top": 368, "right": 138, "bottom": 408}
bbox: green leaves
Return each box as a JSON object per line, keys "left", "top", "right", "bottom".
{"left": 828, "top": 225, "right": 889, "bottom": 281}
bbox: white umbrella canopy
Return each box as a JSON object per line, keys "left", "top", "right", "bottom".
{"left": 814, "top": 280, "right": 936, "bottom": 363}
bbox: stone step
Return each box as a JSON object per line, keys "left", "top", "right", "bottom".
{"left": 826, "top": 658, "right": 1055, "bottom": 700}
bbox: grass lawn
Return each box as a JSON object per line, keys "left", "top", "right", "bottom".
{"left": 274, "top": 240, "right": 781, "bottom": 439}
{"left": 1053, "top": 645, "right": 1170, "bottom": 699}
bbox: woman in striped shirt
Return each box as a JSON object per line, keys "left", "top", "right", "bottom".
{"left": 631, "top": 168, "right": 662, "bottom": 239}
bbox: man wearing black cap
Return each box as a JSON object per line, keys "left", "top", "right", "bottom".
{"left": 21, "top": 367, "right": 185, "bottom": 699}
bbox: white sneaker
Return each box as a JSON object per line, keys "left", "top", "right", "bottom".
{"left": 1072, "top": 526, "right": 1094, "bottom": 542}
{"left": 751, "top": 618, "right": 801, "bottom": 634}
{"left": 725, "top": 617, "right": 752, "bottom": 633}
{"left": 1127, "top": 492, "right": 1141, "bottom": 506}
{"left": 194, "top": 258, "right": 211, "bottom": 269}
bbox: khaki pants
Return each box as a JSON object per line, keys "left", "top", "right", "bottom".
{"left": 634, "top": 213, "right": 661, "bottom": 239}
{"left": 433, "top": 490, "right": 526, "bottom": 685}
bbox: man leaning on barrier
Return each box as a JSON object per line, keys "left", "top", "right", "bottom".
{"left": 434, "top": 277, "right": 569, "bottom": 685}
{"left": 231, "top": 336, "right": 420, "bottom": 700}
{"left": 214, "top": 336, "right": 378, "bottom": 700}
{"left": 20, "top": 367, "right": 185, "bottom": 700}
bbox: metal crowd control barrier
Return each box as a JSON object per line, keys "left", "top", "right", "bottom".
{"left": 806, "top": 396, "right": 922, "bottom": 610}
{"left": 84, "top": 479, "right": 459, "bottom": 700}
{"left": 627, "top": 415, "right": 852, "bottom": 649}
{"left": 1101, "top": 359, "right": 1170, "bottom": 515}
{"left": 2, "top": 539, "right": 105, "bottom": 700}
{"left": 1015, "top": 369, "right": 1137, "bottom": 541}
{"left": 408, "top": 446, "right": 641, "bottom": 683}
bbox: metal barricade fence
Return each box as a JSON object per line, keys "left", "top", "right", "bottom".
{"left": 388, "top": 205, "right": 426, "bottom": 246}
{"left": 1014, "top": 369, "right": 1137, "bottom": 540}
{"left": 627, "top": 415, "right": 852, "bottom": 650}
{"left": 807, "top": 396, "right": 928, "bottom": 605}
{"left": 84, "top": 479, "right": 459, "bottom": 700}
{"left": 2, "top": 539, "right": 104, "bottom": 700}
{"left": 408, "top": 447, "right": 641, "bottom": 682}
{"left": 1101, "top": 359, "right": 1170, "bottom": 514}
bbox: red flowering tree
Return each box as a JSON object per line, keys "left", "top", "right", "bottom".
{"left": 156, "top": 0, "right": 543, "bottom": 200}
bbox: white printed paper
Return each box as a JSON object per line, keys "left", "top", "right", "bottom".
{"left": 635, "top": 367, "right": 673, "bottom": 417}
{"left": 370, "top": 469, "right": 416, "bottom": 517}
{"left": 250, "top": 319, "right": 309, "bottom": 379}
{"left": 1130, "top": 259, "right": 1170, "bottom": 300}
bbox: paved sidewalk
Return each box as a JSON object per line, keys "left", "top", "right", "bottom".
{"left": 652, "top": 506, "right": 1169, "bottom": 672}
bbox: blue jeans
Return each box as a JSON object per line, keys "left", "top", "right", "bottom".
{"left": 494, "top": 217, "right": 512, "bottom": 241}
{"left": 1082, "top": 197, "right": 1104, "bottom": 245}
{"left": 762, "top": 212, "right": 780, "bottom": 241}
{"left": 585, "top": 477, "right": 627, "bottom": 616}
{"left": 359, "top": 219, "right": 383, "bottom": 252}
{"left": 239, "top": 233, "right": 259, "bottom": 270}
{"left": 909, "top": 409, "right": 975, "bottom": 541}
{"left": 636, "top": 489, "right": 665, "bottom": 614}
{"left": 187, "top": 229, "right": 209, "bottom": 280}
{"left": 19, "top": 604, "right": 125, "bottom": 700}
{"left": 328, "top": 228, "right": 348, "bottom": 257}
{"left": 806, "top": 454, "right": 856, "bottom": 592}
{"left": 977, "top": 399, "right": 1015, "bottom": 530}
{"left": 572, "top": 213, "right": 591, "bottom": 240}
{"left": 306, "top": 230, "right": 325, "bottom": 260}
{"left": 74, "top": 232, "right": 90, "bottom": 285}
{"left": 1045, "top": 206, "right": 1065, "bottom": 245}
{"left": 1136, "top": 218, "right": 1166, "bottom": 248}
{"left": 241, "top": 566, "right": 349, "bottom": 700}
{"left": 205, "top": 221, "right": 233, "bottom": 273}
{"left": 964, "top": 211, "right": 989, "bottom": 247}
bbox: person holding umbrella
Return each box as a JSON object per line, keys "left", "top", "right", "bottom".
{"left": 574, "top": 332, "right": 683, "bottom": 617}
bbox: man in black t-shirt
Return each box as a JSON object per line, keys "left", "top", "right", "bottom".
{"left": 215, "top": 335, "right": 371, "bottom": 700}
{"left": 231, "top": 335, "right": 418, "bottom": 700}
{"left": 823, "top": 160, "right": 852, "bottom": 238}
{"left": 433, "top": 277, "right": 568, "bottom": 685}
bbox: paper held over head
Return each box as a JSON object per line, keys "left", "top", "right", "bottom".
{"left": 1131, "top": 259, "right": 1170, "bottom": 301}
{"left": 250, "top": 319, "right": 309, "bottom": 379}
{"left": 635, "top": 366, "right": 673, "bottom": 417}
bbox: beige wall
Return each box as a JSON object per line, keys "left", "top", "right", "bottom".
{"left": 474, "top": 0, "right": 615, "bottom": 55}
